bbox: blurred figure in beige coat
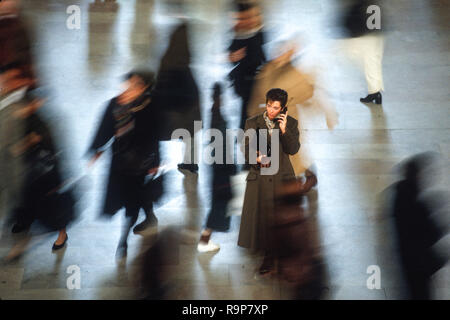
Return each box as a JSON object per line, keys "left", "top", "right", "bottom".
{"left": 247, "top": 41, "right": 338, "bottom": 192}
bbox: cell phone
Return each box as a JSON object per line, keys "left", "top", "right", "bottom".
{"left": 275, "top": 97, "right": 293, "bottom": 121}
{"left": 275, "top": 106, "right": 287, "bottom": 121}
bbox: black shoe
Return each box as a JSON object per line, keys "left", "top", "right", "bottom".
{"left": 360, "top": 92, "right": 382, "bottom": 104}
{"left": 52, "top": 234, "right": 68, "bottom": 251}
{"left": 177, "top": 163, "right": 199, "bottom": 173}
{"left": 11, "top": 223, "right": 30, "bottom": 234}
{"left": 133, "top": 214, "right": 158, "bottom": 234}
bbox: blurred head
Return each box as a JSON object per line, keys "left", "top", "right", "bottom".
{"left": 233, "top": 2, "right": 262, "bottom": 32}
{"left": 159, "top": 22, "right": 191, "bottom": 70}
{"left": 0, "top": 64, "right": 34, "bottom": 95}
{"left": 401, "top": 152, "right": 443, "bottom": 190}
{"left": 0, "top": 0, "right": 19, "bottom": 16}
{"left": 120, "top": 70, "right": 154, "bottom": 104}
{"left": 265, "top": 88, "right": 288, "bottom": 120}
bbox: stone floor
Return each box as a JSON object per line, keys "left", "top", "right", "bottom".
{"left": 0, "top": 0, "right": 449, "bottom": 300}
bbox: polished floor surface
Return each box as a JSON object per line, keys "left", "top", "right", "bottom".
{"left": 0, "top": 0, "right": 449, "bottom": 299}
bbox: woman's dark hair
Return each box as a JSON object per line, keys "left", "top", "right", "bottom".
{"left": 266, "top": 88, "right": 288, "bottom": 108}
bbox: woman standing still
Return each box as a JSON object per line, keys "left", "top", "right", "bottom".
{"left": 238, "top": 88, "right": 300, "bottom": 275}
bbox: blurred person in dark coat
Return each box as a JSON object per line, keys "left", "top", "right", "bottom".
{"left": 87, "top": 70, "right": 163, "bottom": 259}
{"left": 272, "top": 178, "right": 328, "bottom": 299}
{"left": 152, "top": 22, "right": 201, "bottom": 173}
{"left": 133, "top": 226, "right": 181, "bottom": 300}
{"left": 1, "top": 73, "right": 77, "bottom": 259}
{"left": 391, "top": 152, "right": 448, "bottom": 299}
{"left": 8, "top": 98, "right": 76, "bottom": 250}
{"left": 238, "top": 88, "right": 300, "bottom": 275}
{"left": 0, "top": 66, "right": 30, "bottom": 212}
{"left": 197, "top": 83, "right": 234, "bottom": 253}
{"left": 227, "top": 1, "right": 266, "bottom": 130}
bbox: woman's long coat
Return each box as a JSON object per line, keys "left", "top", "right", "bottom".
{"left": 238, "top": 112, "right": 300, "bottom": 252}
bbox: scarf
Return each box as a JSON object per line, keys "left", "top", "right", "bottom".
{"left": 263, "top": 111, "right": 276, "bottom": 136}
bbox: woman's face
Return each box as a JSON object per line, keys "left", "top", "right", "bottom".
{"left": 266, "top": 99, "right": 282, "bottom": 120}
{"left": 120, "top": 76, "right": 147, "bottom": 104}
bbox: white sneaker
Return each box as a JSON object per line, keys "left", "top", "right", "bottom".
{"left": 197, "top": 240, "right": 220, "bottom": 253}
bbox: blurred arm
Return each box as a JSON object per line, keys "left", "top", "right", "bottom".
{"left": 86, "top": 101, "right": 115, "bottom": 161}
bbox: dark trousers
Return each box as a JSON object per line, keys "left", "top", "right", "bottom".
{"left": 235, "top": 78, "right": 255, "bottom": 130}
{"left": 205, "top": 197, "right": 231, "bottom": 232}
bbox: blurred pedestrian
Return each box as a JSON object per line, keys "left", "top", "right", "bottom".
{"left": 391, "top": 152, "right": 448, "bottom": 299}
{"left": 340, "top": 0, "right": 384, "bottom": 104}
{"left": 272, "top": 178, "right": 328, "bottom": 299}
{"left": 227, "top": 1, "right": 266, "bottom": 130}
{"left": 87, "top": 70, "right": 162, "bottom": 259}
{"left": 197, "top": 83, "right": 234, "bottom": 253}
{"left": 153, "top": 22, "right": 201, "bottom": 173}
{"left": 2, "top": 71, "right": 77, "bottom": 259}
{"left": 134, "top": 226, "right": 181, "bottom": 299}
{"left": 0, "top": 67, "right": 30, "bottom": 214}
